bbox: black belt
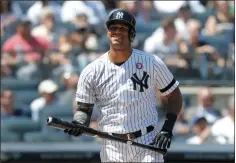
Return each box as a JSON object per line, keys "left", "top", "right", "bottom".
{"left": 112, "top": 125, "right": 154, "bottom": 140}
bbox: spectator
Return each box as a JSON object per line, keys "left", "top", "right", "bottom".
{"left": 70, "top": 25, "right": 98, "bottom": 51}
{"left": 58, "top": 33, "right": 72, "bottom": 55}
{"left": 138, "top": 1, "right": 154, "bottom": 23}
{"left": 118, "top": 1, "right": 148, "bottom": 23}
{"left": 26, "top": 0, "right": 62, "bottom": 25}
{"left": 1, "top": 0, "right": 23, "bottom": 37}
{"left": 203, "top": 1, "right": 234, "bottom": 36}
{"left": 153, "top": 1, "right": 206, "bottom": 14}
{"left": 144, "top": 17, "right": 187, "bottom": 69}
{"left": 101, "top": 0, "right": 117, "bottom": 12}
{"left": 186, "top": 116, "right": 217, "bottom": 144}
{"left": 174, "top": 5, "right": 193, "bottom": 42}
{"left": 49, "top": 51, "right": 75, "bottom": 80}
{"left": 178, "top": 19, "right": 224, "bottom": 79}
{"left": 211, "top": 95, "right": 234, "bottom": 144}
{"left": 178, "top": 19, "right": 203, "bottom": 65}
{"left": 73, "top": 13, "right": 89, "bottom": 30}
{"left": 31, "top": 7, "right": 62, "bottom": 44}
{"left": 59, "top": 72, "right": 79, "bottom": 105}
{"left": 1, "top": 89, "right": 29, "bottom": 120}
{"left": 185, "top": 87, "right": 221, "bottom": 125}
{"left": 2, "top": 17, "right": 53, "bottom": 79}
{"left": 153, "top": 1, "right": 186, "bottom": 13}
{"left": 144, "top": 17, "right": 178, "bottom": 59}
{"left": 1, "top": 61, "right": 12, "bottom": 78}
{"left": 60, "top": 1, "right": 99, "bottom": 25}
{"left": 85, "top": 1, "right": 107, "bottom": 24}
{"left": 30, "top": 79, "right": 59, "bottom": 122}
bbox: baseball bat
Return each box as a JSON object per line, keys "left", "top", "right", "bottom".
{"left": 47, "top": 117, "right": 167, "bottom": 155}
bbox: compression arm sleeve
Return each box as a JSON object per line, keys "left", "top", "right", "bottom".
{"left": 74, "top": 102, "right": 94, "bottom": 126}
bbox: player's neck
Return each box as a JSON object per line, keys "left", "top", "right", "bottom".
{"left": 109, "top": 48, "right": 133, "bottom": 64}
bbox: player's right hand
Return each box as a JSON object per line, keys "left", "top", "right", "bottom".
{"left": 64, "top": 121, "right": 83, "bottom": 136}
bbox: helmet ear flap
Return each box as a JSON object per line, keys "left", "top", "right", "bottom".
{"left": 129, "top": 28, "right": 136, "bottom": 42}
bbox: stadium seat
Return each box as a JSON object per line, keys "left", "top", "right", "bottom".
{"left": 1, "top": 131, "right": 21, "bottom": 142}
{"left": 14, "top": 90, "right": 40, "bottom": 106}
{"left": 23, "top": 131, "right": 70, "bottom": 142}
{"left": 136, "top": 21, "right": 160, "bottom": 36}
{"left": 1, "top": 78, "right": 40, "bottom": 90}
{"left": 71, "top": 135, "right": 96, "bottom": 142}
{"left": 39, "top": 104, "right": 73, "bottom": 133}
{"left": 150, "top": 10, "right": 177, "bottom": 21}
{"left": 1, "top": 117, "right": 40, "bottom": 141}
{"left": 201, "top": 34, "right": 229, "bottom": 55}
{"left": 23, "top": 104, "right": 73, "bottom": 142}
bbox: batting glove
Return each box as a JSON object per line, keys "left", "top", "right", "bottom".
{"left": 64, "top": 121, "right": 84, "bottom": 136}
{"left": 153, "top": 130, "right": 172, "bottom": 150}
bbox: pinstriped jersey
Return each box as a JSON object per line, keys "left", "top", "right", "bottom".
{"left": 76, "top": 48, "right": 179, "bottom": 133}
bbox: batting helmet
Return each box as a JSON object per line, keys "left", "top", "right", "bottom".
{"left": 106, "top": 9, "right": 136, "bottom": 42}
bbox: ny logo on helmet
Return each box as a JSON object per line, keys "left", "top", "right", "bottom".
{"left": 116, "top": 12, "right": 124, "bottom": 19}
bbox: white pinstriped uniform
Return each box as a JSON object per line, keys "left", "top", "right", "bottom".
{"left": 76, "top": 48, "right": 179, "bottom": 162}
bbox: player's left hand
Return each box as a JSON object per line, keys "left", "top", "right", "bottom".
{"left": 153, "top": 130, "right": 172, "bottom": 150}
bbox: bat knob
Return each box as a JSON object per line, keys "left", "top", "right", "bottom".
{"left": 47, "top": 117, "right": 53, "bottom": 124}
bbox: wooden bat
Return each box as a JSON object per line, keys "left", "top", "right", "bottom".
{"left": 47, "top": 116, "right": 167, "bottom": 155}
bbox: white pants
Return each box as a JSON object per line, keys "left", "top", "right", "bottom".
{"left": 100, "top": 126, "right": 164, "bottom": 162}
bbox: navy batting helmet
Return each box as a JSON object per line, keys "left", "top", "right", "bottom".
{"left": 106, "top": 9, "right": 136, "bottom": 42}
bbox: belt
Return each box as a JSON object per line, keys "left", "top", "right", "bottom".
{"left": 112, "top": 125, "right": 154, "bottom": 140}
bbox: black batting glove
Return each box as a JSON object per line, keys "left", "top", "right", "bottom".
{"left": 154, "top": 130, "right": 172, "bottom": 150}
{"left": 153, "top": 113, "right": 177, "bottom": 151}
{"left": 64, "top": 121, "right": 84, "bottom": 137}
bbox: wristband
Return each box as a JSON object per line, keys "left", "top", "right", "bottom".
{"left": 161, "top": 113, "right": 177, "bottom": 132}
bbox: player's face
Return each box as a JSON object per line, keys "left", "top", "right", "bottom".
{"left": 107, "top": 24, "right": 130, "bottom": 50}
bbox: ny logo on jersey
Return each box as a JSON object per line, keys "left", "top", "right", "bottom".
{"left": 116, "top": 12, "right": 124, "bottom": 19}
{"left": 130, "top": 71, "right": 149, "bottom": 92}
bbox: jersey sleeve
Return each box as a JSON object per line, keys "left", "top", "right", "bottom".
{"left": 75, "top": 64, "right": 96, "bottom": 104}
{"left": 153, "top": 55, "right": 179, "bottom": 96}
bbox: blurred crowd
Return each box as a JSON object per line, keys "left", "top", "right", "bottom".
{"left": 0, "top": 0, "right": 235, "bottom": 144}
{"left": 1, "top": 0, "right": 234, "bottom": 80}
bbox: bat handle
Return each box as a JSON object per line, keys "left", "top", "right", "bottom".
{"left": 47, "top": 116, "right": 75, "bottom": 130}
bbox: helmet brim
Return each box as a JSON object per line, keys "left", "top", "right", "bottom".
{"left": 106, "top": 19, "right": 135, "bottom": 31}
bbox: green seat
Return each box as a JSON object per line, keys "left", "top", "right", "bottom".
{"left": 1, "top": 78, "right": 39, "bottom": 90}
{"left": 136, "top": 21, "right": 160, "bottom": 36}
{"left": 23, "top": 131, "right": 70, "bottom": 142}
{"left": 22, "top": 104, "right": 75, "bottom": 142}
{"left": 71, "top": 135, "right": 95, "bottom": 142}
{"left": 1, "top": 117, "right": 40, "bottom": 141}
{"left": 39, "top": 104, "right": 73, "bottom": 133}
{"left": 39, "top": 104, "right": 73, "bottom": 124}
{"left": 1, "top": 131, "right": 21, "bottom": 142}
{"left": 14, "top": 90, "right": 40, "bottom": 106}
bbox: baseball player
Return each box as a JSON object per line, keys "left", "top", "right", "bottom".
{"left": 64, "top": 9, "right": 183, "bottom": 162}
